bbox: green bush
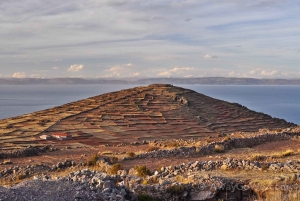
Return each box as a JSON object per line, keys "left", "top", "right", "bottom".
{"left": 135, "top": 165, "right": 151, "bottom": 177}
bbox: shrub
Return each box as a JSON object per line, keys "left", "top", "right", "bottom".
{"left": 127, "top": 152, "right": 136, "bottom": 158}
{"left": 137, "top": 194, "right": 153, "bottom": 201}
{"left": 16, "top": 174, "right": 26, "bottom": 180}
{"left": 110, "top": 157, "right": 118, "bottom": 163}
{"left": 220, "top": 164, "right": 228, "bottom": 170}
{"left": 135, "top": 165, "right": 151, "bottom": 177}
{"left": 87, "top": 154, "right": 98, "bottom": 166}
{"left": 109, "top": 163, "right": 123, "bottom": 175}
{"left": 251, "top": 154, "right": 264, "bottom": 161}
{"left": 148, "top": 176, "right": 158, "bottom": 184}
{"left": 175, "top": 175, "right": 185, "bottom": 183}
{"left": 166, "top": 185, "right": 186, "bottom": 195}
{"left": 214, "top": 145, "right": 225, "bottom": 153}
{"left": 142, "top": 179, "right": 148, "bottom": 185}
{"left": 261, "top": 164, "right": 268, "bottom": 171}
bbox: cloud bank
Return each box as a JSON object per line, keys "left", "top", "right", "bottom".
{"left": 0, "top": 0, "right": 299, "bottom": 78}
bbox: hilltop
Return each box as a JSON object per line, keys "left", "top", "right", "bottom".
{"left": 0, "top": 84, "right": 295, "bottom": 149}
{"left": 0, "top": 84, "right": 299, "bottom": 201}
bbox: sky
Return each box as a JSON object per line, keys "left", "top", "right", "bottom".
{"left": 0, "top": 0, "right": 300, "bottom": 79}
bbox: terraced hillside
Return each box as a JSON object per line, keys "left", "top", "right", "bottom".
{"left": 0, "top": 84, "right": 296, "bottom": 149}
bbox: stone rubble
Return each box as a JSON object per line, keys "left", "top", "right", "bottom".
{"left": 0, "top": 157, "right": 299, "bottom": 201}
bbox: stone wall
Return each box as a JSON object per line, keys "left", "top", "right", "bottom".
{"left": 0, "top": 146, "right": 51, "bottom": 159}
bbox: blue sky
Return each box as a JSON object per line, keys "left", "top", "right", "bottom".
{"left": 0, "top": 0, "right": 299, "bottom": 78}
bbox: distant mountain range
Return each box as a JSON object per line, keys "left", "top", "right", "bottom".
{"left": 1, "top": 77, "right": 300, "bottom": 85}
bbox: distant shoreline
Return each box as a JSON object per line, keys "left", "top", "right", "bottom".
{"left": 1, "top": 77, "right": 300, "bottom": 85}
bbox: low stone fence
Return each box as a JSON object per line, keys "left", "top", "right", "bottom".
{"left": 126, "top": 132, "right": 295, "bottom": 160}
{"left": 0, "top": 146, "right": 50, "bottom": 159}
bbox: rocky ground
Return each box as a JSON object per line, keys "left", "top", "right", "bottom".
{"left": 0, "top": 128, "right": 300, "bottom": 200}
{"left": 0, "top": 158, "right": 299, "bottom": 201}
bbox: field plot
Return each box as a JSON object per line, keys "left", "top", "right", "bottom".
{"left": 0, "top": 84, "right": 296, "bottom": 149}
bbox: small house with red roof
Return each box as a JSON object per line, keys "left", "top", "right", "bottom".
{"left": 39, "top": 134, "right": 53, "bottom": 140}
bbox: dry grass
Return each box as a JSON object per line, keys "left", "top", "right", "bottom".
{"left": 147, "top": 146, "right": 159, "bottom": 152}
{"left": 86, "top": 154, "right": 98, "bottom": 166}
{"left": 126, "top": 152, "right": 136, "bottom": 158}
{"left": 281, "top": 149, "right": 294, "bottom": 157}
{"left": 3, "top": 159, "right": 13, "bottom": 165}
{"left": 100, "top": 151, "right": 113, "bottom": 155}
{"left": 255, "top": 187, "right": 300, "bottom": 201}
{"left": 250, "top": 154, "right": 264, "bottom": 161}
{"left": 272, "top": 149, "right": 294, "bottom": 158}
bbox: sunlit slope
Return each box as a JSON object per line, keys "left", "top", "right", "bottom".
{"left": 0, "top": 84, "right": 296, "bottom": 149}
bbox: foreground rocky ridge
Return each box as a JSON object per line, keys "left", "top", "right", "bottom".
{"left": 0, "top": 157, "right": 299, "bottom": 201}
{"left": 0, "top": 127, "right": 299, "bottom": 200}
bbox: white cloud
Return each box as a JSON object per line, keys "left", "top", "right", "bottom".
{"left": 0, "top": 1, "right": 299, "bottom": 78}
{"left": 261, "top": 69, "right": 278, "bottom": 76}
{"left": 104, "top": 63, "right": 135, "bottom": 77}
{"left": 249, "top": 68, "right": 279, "bottom": 77}
{"left": 12, "top": 72, "right": 26, "bottom": 78}
{"left": 30, "top": 74, "right": 45, "bottom": 78}
{"left": 158, "top": 67, "right": 195, "bottom": 77}
{"left": 68, "top": 64, "right": 84, "bottom": 72}
{"left": 228, "top": 68, "right": 282, "bottom": 78}
{"left": 204, "top": 54, "right": 217, "bottom": 59}
{"left": 53, "top": 67, "right": 59, "bottom": 70}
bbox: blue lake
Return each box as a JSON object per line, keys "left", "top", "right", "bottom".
{"left": 0, "top": 85, "right": 299, "bottom": 124}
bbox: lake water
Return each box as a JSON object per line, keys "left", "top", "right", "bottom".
{"left": 0, "top": 85, "right": 299, "bottom": 125}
